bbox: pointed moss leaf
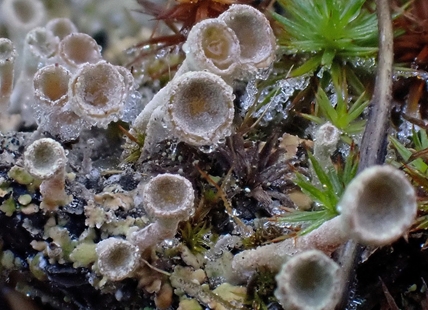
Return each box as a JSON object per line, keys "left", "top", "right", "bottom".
{"left": 345, "top": 66, "right": 367, "bottom": 95}
{"left": 294, "top": 173, "right": 332, "bottom": 207}
{"left": 321, "top": 49, "right": 336, "bottom": 67}
{"left": 344, "top": 120, "right": 366, "bottom": 134}
{"left": 389, "top": 136, "right": 412, "bottom": 161}
{"left": 274, "top": 0, "right": 378, "bottom": 63}
{"left": 316, "top": 87, "right": 338, "bottom": 123}
{"left": 279, "top": 210, "right": 328, "bottom": 223}
{"left": 308, "top": 151, "right": 334, "bottom": 191}
{"left": 299, "top": 113, "right": 324, "bottom": 125}
{"left": 290, "top": 54, "right": 323, "bottom": 77}
{"left": 347, "top": 93, "right": 369, "bottom": 119}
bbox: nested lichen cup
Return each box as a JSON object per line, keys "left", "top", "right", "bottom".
{"left": 219, "top": 4, "right": 276, "bottom": 71}
{"left": 182, "top": 18, "right": 241, "bottom": 79}
{"left": 33, "top": 64, "right": 71, "bottom": 111}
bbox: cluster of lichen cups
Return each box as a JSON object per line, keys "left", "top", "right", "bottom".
{"left": 0, "top": 1, "right": 422, "bottom": 309}
{"left": 129, "top": 4, "right": 276, "bottom": 155}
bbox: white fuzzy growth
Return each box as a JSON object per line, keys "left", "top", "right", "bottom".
{"left": 0, "top": 38, "right": 16, "bottom": 112}
{"left": 313, "top": 122, "right": 340, "bottom": 169}
{"left": 96, "top": 238, "right": 140, "bottom": 281}
{"left": 275, "top": 250, "right": 341, "bottom": 310}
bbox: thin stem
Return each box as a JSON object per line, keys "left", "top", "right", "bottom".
{"left": 337, "top": 0, "right": 394, "bottom": 307}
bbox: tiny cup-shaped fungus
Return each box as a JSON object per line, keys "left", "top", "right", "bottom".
{"left": 96, "top": 238, "right": 140, "bottom": 281}
{"left": 130, "top": 174, "right": 195, "bottom": 253}
{"left": 10, "top": 27, "right": 59, "bottom": 115}
{"left": 0, "top": 38, "right": 16, "bottom": 111}
{"left": 0, "top": 0, "right": 46, "bottom": 49}
{"left": 232, "top": 165, "right": 417, "bottom": 279}
{"left": 219, "top": 4, "right": 276, "bottom": 71}
{"left": 181, "top": 18, "right": 240, "bottom": 79}
{"left": 21, "top": 27, "right": 59, "bottom": 74}
{"left": 313, "top": 122, "right": 340, "bottom": 169}
{"left": 143, "top": 173, "right": 195, "bottom": 228}
{"left": 68, "top": 61, "right": 126, "bottom": 128}
{"left": 275, "top": 250, "right": 341, "bottom": 310}
{"left": 58, "top": 33, "right": 102, "bottom": 70}
{"left": 24, "top": 138, "right": 71, "bottom": 210}
{"left": 167, "top": 71, "right": 234, "bottom": 146}
{"left": 32, "top": 64, "right": 80, "bottom": 140}
{"left": 45, "top": 18, "right": 78, "bottom": 40}
{"left": 339, "top": 165, "right": 417, "bottom": 246}
{"left": 33, "top": 64, "right": 71, "bottom": 110}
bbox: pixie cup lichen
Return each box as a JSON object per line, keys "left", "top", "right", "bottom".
{"left": 179, "top": 18, "right": 241, "bottom": 80}
{"left": 218, "top": 4, "right": 276, "bottom": 72}
{"left": 275, "top": 250, "right": 341, "bottom": 310}
{"left": 68, "top": 61, "right": 126, "bottom": 128}
{"left": 96, "top": 237, "right": 140, "bottom": 282}
{"left": 232, "top": 165, "right": 417, "bottom": 279}
{"left": 0, "top": 38, "right": 16, "bottom": 111}
{"left": 133, "top": 70, "right": 234, "bottom": 154}
{"left": 57, "top": 33, "right": 102, "bottom": 70}
{"left": 130, "top": 173, "right": 195, "bottom": 255}
{"left": 24, "top": 138, "right": 72, "bottom": 210}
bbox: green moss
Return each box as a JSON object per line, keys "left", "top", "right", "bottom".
{"left": 245, "top": 267, "right": 277, "bottom": 309}
{"left": 179, "top": 222, "right": 212, "bottom": 255}
{"left": 273, "top": 0, "right": 378, "bottom": 75}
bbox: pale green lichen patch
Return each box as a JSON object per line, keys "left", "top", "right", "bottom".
{"left": 18, "top": 193, "right": 32, "bottom": 205}
{"left": 8, "top": 165, "right": 34, "bottom": 185}
{"left": 69, "top": 242, "right": 97, "bottom": 268}
{"left": 178, "top": 298, "right": 203, "bottom": 310}
{"left": 1, "top": 250, "right": 15, "bottom": 269}
{"left": 0, "top": 187, "right": 10, "bottom": 198}
{"left": 45, "top": 226, "right": 77, "bottom": 262}
{"left": 28, "top": 253, "right": 48, "bottom": 281}
{"left": 0, "top": 196, "right": 16, "bottom": 216}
